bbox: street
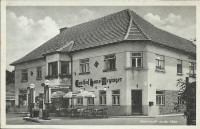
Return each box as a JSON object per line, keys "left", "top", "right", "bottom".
{"left": 6, "top": 113, "right": 186, "bottom": 125}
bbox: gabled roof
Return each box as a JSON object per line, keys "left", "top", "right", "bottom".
{"left": 11, "top": 9, "right": 196, "bottom": 66}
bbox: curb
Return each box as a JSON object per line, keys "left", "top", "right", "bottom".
{"left": 110, "top": 114, "right": 184, "bottom": 118}
{"left": 155, "top": 114, "right": 184, "bottom": 117}
{"left": 23, "top": 117, "right": 40, "bottom": 123}
{"left": 9, "top": 112, "right": 29, "bottom": 114}
{"left": 111, "top": 116, "right": 155, "bottom": 118}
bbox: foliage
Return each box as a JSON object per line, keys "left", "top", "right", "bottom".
{"left": 6, "top": 70, "right": 15, "bottom": 84}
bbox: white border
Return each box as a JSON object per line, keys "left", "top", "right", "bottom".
{"left": 1, "top": 0, "right": 200, "bottom": 128}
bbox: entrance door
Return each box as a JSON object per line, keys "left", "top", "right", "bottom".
{"left": 131, "top": 90, "right": 142, "bottom": 114}
{"left": 18, "top": 94, "right": 26, "bottom": 107}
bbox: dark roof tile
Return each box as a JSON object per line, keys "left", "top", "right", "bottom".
{"left": 11, "top": 9, "right": 196, "bottom": 65}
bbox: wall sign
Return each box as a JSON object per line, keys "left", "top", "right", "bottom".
{"left": 94, "top": 61, "right": 99, "bottom": 68}
{"left": 75, "top": 77, "right": 122, "bottom": 87}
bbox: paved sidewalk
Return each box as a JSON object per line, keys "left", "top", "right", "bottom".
{"left": 7, "top": 113, "right": 186, "bottom": 125}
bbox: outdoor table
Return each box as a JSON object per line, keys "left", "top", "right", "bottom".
{"left": 83, "top": 109, "right": 94, "bottom": 119}
{"left": 93, "top": 109, "right": 102, "bottom": 118}
{"left": 32, "top": 109, "right": 39, "bottom": 118}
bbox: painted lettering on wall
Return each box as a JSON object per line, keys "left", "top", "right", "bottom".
{"left": 75, "top": 77, "right": 122, "bottom": 87}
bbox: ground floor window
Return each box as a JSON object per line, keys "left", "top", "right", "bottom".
{"left": 77, "top": 98, "right": 83, "bottom": 105}
{"left": 156, "top": 90, "right": 165, "bottom": 106}
{"left": 99, "top": 90, "right": 106, "bottom": 105}
{"left": 112, "top": 90, "right": 120, "bottom": 105}
{"left": 87, "top": 97, "right": 94, "bottom": 105}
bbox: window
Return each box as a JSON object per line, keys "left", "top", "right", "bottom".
{"left": 80, "top": 58, "right": 89, "bottom": 73}
{"left": 48, "top": 62, "right": 58, "bottom": 76}
{"left": 61, "top": 61, "right": 70, "bottom": 75}
{"left": 87, "top": 97, "right": 94, "bottom": 105}
{"left": 37, "top": 67, "right": 42, "bottom": 79}
{"left": 77, "top": 98, "right": 83, "bottom": 105}
{"left": 156, "top": 55, "right": 165, "bottom": 70}
{"left": 104, "top": 54, "right": 116, "bottom": 71}
{"left": 131, "top": 52, "right": 142, "bottom": 67}
{"left": 156, "top": 91, "right": 165, "bottom": 105}
{"left": 112, "top": 90, "right": 120, "bottom": 105}
{"left": 21, "top": 69, "right": 28, "bottom": 81}
{"left": 99, "top": 91, "right": 106, "bottom": 105}
{"left": 178, "top": 92, "right": 185, "bottom": 105}
{"left": 189, "top": 62, "right": 196, "bottom": 75}
{"left": 177, "top": 59, "right": 182, "bottom": 74}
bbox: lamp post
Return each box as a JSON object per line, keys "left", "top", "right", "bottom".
{"left": 29, "top": 84, "right": 35, "bottom": 118}
{"left": 41, "top": 80, "right": 51, "bottom": 120}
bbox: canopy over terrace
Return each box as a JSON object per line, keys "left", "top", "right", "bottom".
{"left": 76, "top": 91, "right": 96, "bottom": 98}
{"left": 76, "top": 91, "right": 96, "bottom": 108}
{"left": 51, "top": 91, "right": 66, "bottom": 99}
{"left": 63, "top": 91, "right": 80, "bottom": 108}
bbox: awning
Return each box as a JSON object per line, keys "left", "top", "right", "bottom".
{"left": 76, "top": 91, "right": 96, "bottom": 98}
{"left": 51, "top": 91, "right": 66, "bottom": 98}
{"left": 63, "top": 91, "right": 80, "bottom": 98}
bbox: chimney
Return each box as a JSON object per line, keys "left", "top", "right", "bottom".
{"left": 59, "top": 27, "right": 67, "bottom": 33}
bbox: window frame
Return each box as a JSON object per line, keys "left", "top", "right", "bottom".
{"left": 189, "top": 62, "right": 196, "bottom": 76}
{"left": 131, "top": 52, "right": 143, "bottom": 68}
{"left": 36, "top": 66, "right": 42, "bottom": 80}
{"left": 156, "top": 54, "right": 165, "bottom": 70}
{"left": 104, "top": 54, "right": 116, "bottom": 71}
{"left": 48, "top": 61, "right": 58, "bottom": 76}
{"left": 156, "top": 90, "right": 165, "bottom": 106}
{"left": 87, "top": 97, "right": 94, "bottom": 106}
{"left": 76, "top": 98, "right": 83, "bottom": 106}
{"left": 177, "top": 59, "right": 182, "bottom": 74}
{"left": 21, "top": 69, "right": 28, "bottom": 82}
{"left": 80, "top": 58, "right": 90, "bottom": 74}
{"left": 60, "top": 61, "right": 70, "bottom": 75}
{"left": 99, "top": 90, "right": 107, "bottom": 105}
{"left": 112, "top": 90, "right": 120, "bottom": 106}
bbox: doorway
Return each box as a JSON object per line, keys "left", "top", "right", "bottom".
{"left": 131, "top": 90, "right": 142, "bottom": 114}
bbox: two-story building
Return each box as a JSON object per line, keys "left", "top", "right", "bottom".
{"left": 11, "top": 9, "right": 196, "bottom": 116}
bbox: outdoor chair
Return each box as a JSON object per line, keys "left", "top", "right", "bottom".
{"left": 76, "top": 108, "right": 85, "bottom": 118}
{"left": 83, "top": 109, "right": 94, "bottom": 119}
{"left": 70, "top": 108, "right": 80, "bottom": 118}
{"left": 93, "top": 109, "right": 103, "bottom": 118}
{"left": 102, "top": 108, "right": 109, "bottom": 118}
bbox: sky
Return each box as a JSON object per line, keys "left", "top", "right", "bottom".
{"left": 6, "top": 6, "right": 196, "bottom": 71}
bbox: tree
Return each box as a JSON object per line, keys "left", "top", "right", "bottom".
{"left": 177, "top": 77, "right": 196, "bottom": 125}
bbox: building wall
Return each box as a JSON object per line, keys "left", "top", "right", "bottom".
{"left": 72, "top": 42, "right": 151, "bottom": 115}
{"left": 14, "top": 59, "right": 46, "bottom": 106}
{"left": 14, "top": 41, "right": 195, "bottom": 115}
{"left": 46, "top": 53, "right": 71, "bottom": 86}
{"left": 72, "top": 43, "right": 128, "bottom": 115}
{"left": 146, "top": 43, "right": 195, "bottom": 115}
{"left": 72, "top": 41, "right": 195, "bottom": 116}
